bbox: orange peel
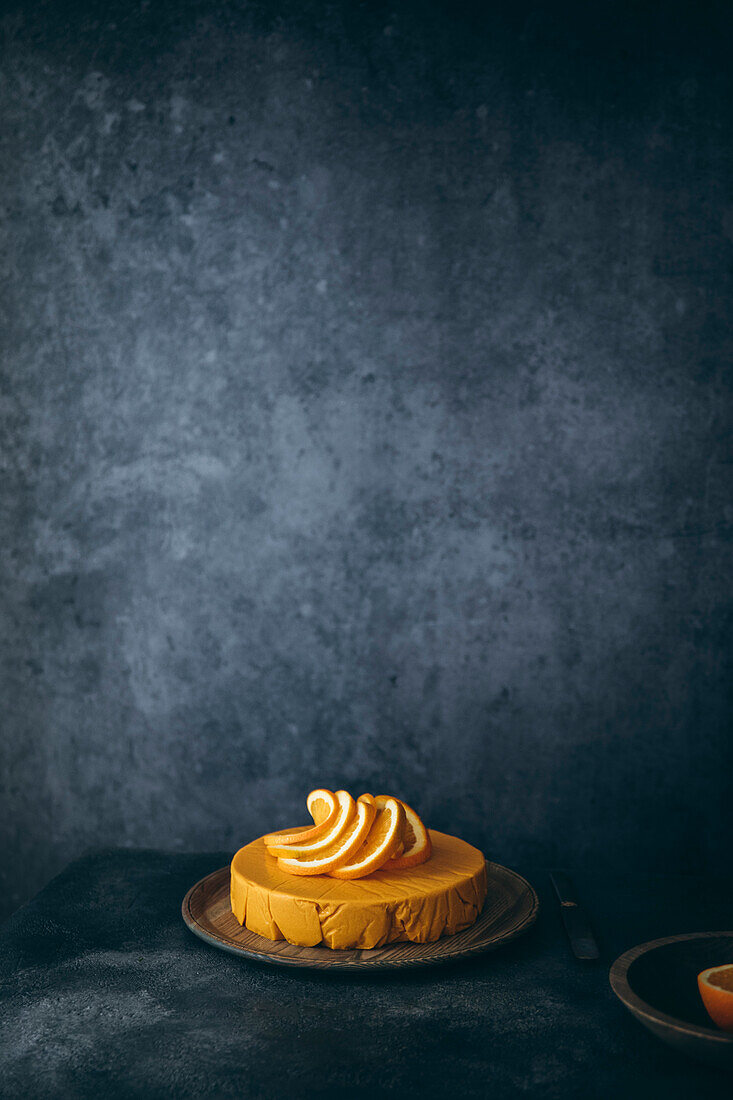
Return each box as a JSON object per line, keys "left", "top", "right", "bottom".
{"left": 329, "top": 796, "right": 406, "bottom": 880}
{"left": 262, "top": 788, "right": 338, "bottom": 848}
{"left": 383, "top": 798, "right": 432, "bottom": 870}
{"left": 276, "top": 796, "right": 377, "bottom": 876}
{"left": 307, "top": 788, "right": 339, "bottom": 827}
{"left": 265, "top": 790, "right": 356, "bottom": 858}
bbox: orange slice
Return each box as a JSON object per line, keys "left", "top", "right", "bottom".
{"left": 383, "top": 798, "right": 432, "bottom": 870}
{"left": 276, "top": 796, "right": 377, "bottom": 876}
{"left": 367, "top": 794, "right": 406, "bottom": 857}
{"left": 307, "top": 788, "right": 339, "bottom": 827}
{"left": 262, "top": 789, "right": 338, "bottom": 847}
{"left": 328, "top": 796, "right": 406, "bottom": 879}
{"left": 698, "top": 965, "right": 733, "bottom": 1032}
{"left": 353, "top": 794, "right": 403, "bottom": 855}
{"left": 265, "top": 790, "right": 356, "bottom": 858}
{"left": 262, "top": 825, "right": 314, "bottom": 847}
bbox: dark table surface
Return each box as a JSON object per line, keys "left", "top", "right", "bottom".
{"left": 1, "top": 851, "right": 731, "bottom": 1098}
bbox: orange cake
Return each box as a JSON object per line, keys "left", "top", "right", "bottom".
{"left": 230, "top": 829, "right": 487, "bottom": 950}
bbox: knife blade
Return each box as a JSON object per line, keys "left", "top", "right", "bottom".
{"left": 550, "top": 871, "right": 600, "bottom": 961}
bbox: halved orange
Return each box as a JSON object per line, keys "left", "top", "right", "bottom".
{"left": 262, "top": 788, "right": 338, "bottom": 847}
{"left": 329, "top": 796, "right": 406, "bottom": 879}
{"left": 265, "top": 790, "right": 356, "bottom": 858}
{"left": 276, "top": 796, "right": 377, "bottom": 876}
{"left": 383, "top": 798, "right": 432, "bottom": 870}
{"left": 698, "top": 965, "right": 733, "bottom": 1032}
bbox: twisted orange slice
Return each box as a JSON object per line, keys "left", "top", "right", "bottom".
{"left": 265, "top": 790, "right": 356, "bottom": 858}
{"left": 262, "top": 788, "right": 338, "bottom": 848}
{"left": 355, "top": 794, "right": 404, "bottom": 856}
{"left": 329, "top": 796, "right": 405, "bottom": 879}
{"left": 384, "top": 798, "right": 432, "bottom": 870}
{"left": 276, "top": 796, "right": 377, "bottom": 876}
{"left": 307, "top": 788, "right": 341, "bottom": 829}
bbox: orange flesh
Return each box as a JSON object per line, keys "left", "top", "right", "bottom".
{"left": 706, "top": 968, "right": 733, "bottom": 992}
{"left": 329, "top": 800, "right": 404, "bottom": 879}
{"left": 276, "top": 798, "right": 375, "bottom": 874}
{"left": 309, "top": 794, "right": 333, "bottom": 824}
{"left": 263, "top": 790, "right": 339, "bottom": 848}
{"left": 266, "top": 791, "right": 355, "bottom": 857}
{"left": 354, "top": 805, "right": 396, "bottom": 857}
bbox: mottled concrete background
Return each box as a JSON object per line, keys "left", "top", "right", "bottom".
{"left": 1, "top": 0, "right": 731, "bottom": 920}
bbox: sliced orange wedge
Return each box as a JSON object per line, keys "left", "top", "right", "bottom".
{"left": 307, "top": 788, "right": 339, "bottom": 827}
{"left": 329, "top": 796, "right": 406, "bottom": 880}
{"left": 262, "top": 825, "right": 314, "bottom": 847}
{"left": 265, "top": 790, "right": 356, "bottom": 858}
{"left": 262, "top": 789, "right": 338, "bottom": 847}
{"left": 383, "top": 798, "right": 432, "bottom": 870}
{"left": 369, "top": 794, "right": 406, "bottom": 858}
{"left": 698, "top": 965, "right": 733, "bottom": 1032}
{"left": 276, "top": 796, "right": 377, "bottom": 876}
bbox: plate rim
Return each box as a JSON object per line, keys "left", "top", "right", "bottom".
{"left": 182, "top": 859, "right": 539, "bottom": 971}
{"left": 609, "top": 930, "right": 733, "bottom": 1045}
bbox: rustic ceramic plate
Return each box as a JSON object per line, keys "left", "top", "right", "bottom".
{"left": 610, "top": 931, "right": 733, "bottom": 1069}
{"left": 182, "top": 861, "right": 538, "bottom": 971}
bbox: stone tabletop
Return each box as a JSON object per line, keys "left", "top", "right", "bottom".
{"left": 1, "top": 851, "right": 731, "bottom": 1098}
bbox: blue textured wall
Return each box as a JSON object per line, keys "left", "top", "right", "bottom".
{"left": 1, "top": 0, "right": 731, "bottom": 919}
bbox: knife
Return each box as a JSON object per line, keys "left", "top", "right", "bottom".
{"left": 550, "top": 871, "right": 600, "bottom": 960}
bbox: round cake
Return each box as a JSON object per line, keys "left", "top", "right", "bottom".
{"left": 230, "top": 829, "right": 487, "bottom": 950}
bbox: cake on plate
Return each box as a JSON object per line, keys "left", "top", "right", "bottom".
{"left": 230, "top": 789, "right": 487, "bottom": 950}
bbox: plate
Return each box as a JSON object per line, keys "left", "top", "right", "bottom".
{"left": 182, "top": 860, "right": 538, "bottom": 971}
{"left": 610, "top": 931, "right": 733, "bottom": 1068}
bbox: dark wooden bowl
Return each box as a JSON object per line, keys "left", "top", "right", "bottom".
{"left": 610, "top": 932, "right": 733, "bottom": 1069}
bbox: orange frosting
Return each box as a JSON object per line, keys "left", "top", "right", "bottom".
{"left": 230, "top": 829, "right": 487, "bottom": 949}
